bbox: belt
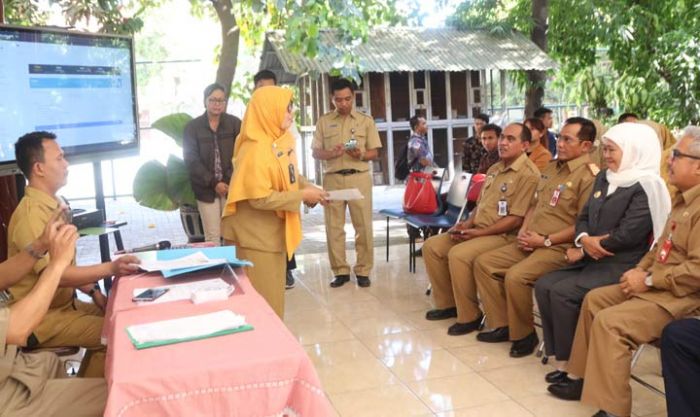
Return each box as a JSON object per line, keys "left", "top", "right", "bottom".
{"left": 330, "top": 169, "right": 365, "bottom": 176}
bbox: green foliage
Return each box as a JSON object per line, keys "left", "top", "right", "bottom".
{"left": 150, "top": 113, "right": 192, "bottom": 148}
{"left": 448, "top": 0, "right": 700, "bottom": 126}
{"left": 4, "top": 0, "right": 49, "bottom": 25}
{"left": 132, "top": 114, "right": 196, "bottom": 211}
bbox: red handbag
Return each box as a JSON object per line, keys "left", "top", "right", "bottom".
{"left": 403, "top": 172, "right": 438, "bottom": 214}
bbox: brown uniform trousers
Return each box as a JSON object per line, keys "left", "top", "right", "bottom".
{"left": 424, "top": 153, "right": 540, "bottom": 322}
{"left": 7, "top": 187, "right": 105, "bottom": 377}
{"left": 0, "top": 308, "right": 106, "bottom": 417}
{"left": 474, "top": 156, "right": 597, "bottom": 340}
{"left": 312, "top": 109, "right": 382, "bottom": 277}
{"left": 567, "top": 183, "right": 700, "bottom": 417}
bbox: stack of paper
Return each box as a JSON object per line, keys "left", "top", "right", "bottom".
{"left": 126, "top": 310, "right": 253, "bottom": 349}
{"left": 134, "top": 246, "right": 253, "bottom": 279}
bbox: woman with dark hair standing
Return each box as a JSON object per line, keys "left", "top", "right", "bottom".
{"left": 183, "top": 83, "right": 241, "bottom": 244}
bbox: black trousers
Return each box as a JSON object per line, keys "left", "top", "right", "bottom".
{"left": 286, "top": 254, "right": 297, "bottom": 271}
{"left": 661, "top": 318, "right": 700, "bottom": 417}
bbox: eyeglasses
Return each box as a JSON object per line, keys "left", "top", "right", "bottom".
{"left": 207, "top": 98, "right": 226, "bottom": 104}
{"left": 671, "top": 149, "right": 700, "bottom": 161}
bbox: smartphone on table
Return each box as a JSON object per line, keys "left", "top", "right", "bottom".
{"left": 132, "top": 288, "right": 169, "bottom": 302}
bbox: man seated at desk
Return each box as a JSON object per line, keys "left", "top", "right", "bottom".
{"left": 7, "top": 131, "right": 140, "bottom": 377}
{"left": 1, "top": 213, "right": 106, "bottom": 417}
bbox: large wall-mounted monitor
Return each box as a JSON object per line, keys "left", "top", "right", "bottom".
{"left": 0, "top": 25, "right": 139, "bottom": 175}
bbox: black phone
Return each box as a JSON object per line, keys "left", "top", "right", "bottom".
{"left": 132, "top": 288, "right": 169, "bottom": 302}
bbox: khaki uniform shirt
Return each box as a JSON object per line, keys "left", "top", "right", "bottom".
{"left": 311, "top": 109, "right": 382, "bottom": 174}
{"left": 473, "top": 153, "right": 540, "bottom": 230}
{"left": 528, "top": 155, "right": 598, "bottom": 238}
{"left": 7, "top": 187, "right": 73, "bottom": 309}
{"left": 0, "top": 307, "right": 60, "bottom": 413}
{"left": 635, "top": 183, "right": 700, "bottom": 318}
{"left": 222, "top": 177, "right": 308, "bottom": 254}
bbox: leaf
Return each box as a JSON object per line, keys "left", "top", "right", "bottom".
{"left": 151, "top": 113, "right": 193, "bottom": 148}
{"left": 166, "top": 155, "right": 197, "bottom": 207}
{"left": 132, "top": 160, "right": 177, "bottom": 211}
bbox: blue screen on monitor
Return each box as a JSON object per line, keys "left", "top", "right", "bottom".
{"left": 0, "top": 25, "right": 139, "bottom": 169}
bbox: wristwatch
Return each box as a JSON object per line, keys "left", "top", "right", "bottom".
{"left": 543, "top": 235, "right": 552, "bottom": 248}
{"left": 25, "top": 242, "right": 48, "bottom": 260}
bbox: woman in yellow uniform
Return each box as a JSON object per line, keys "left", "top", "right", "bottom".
{"left": 221, "top": 86, "right": 327, "bottom": 318}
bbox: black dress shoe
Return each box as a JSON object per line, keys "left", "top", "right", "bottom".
{"left": 330, "top": 275, "right": 350, "bottom": 288}
{"left": 476, "top": 327, "right": 510, "bottom": 343}
{"left": 509, "top": 331, "right": 539, "bottom": 358}
{"left": 547, "top": 377, "right": 583, "bottom": 401}
{"left": 591, "top": 411, "right": 612, "bottom": 417}
{"left": 285, "top": 271, "right": 295, "bottom": 289}
{"left": 545, "top": 370, "right": 568, "bottom": 384}
{"left": 356, "top": 276, "right": 371, "bottom": 287}
{"left": 447, "top": 314, "right": 484, "bottom": 336}
{"left": 413, "top": 247, "right": 423, "bottom": 257}
{"left": 425, "top": 307, "right": 457, "bottom": 321}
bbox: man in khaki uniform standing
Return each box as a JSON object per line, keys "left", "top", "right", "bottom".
{"left": 312, "top": 79, "right": 382, "bottom": 288}
{"left": 547, "top": 126, "right": 700, "bottom": 417}
{"left": 1, "top": 214, "right": 106, "bottom": 417}
{"left": 8, "top": 132, "right": 139, "bottom": 378}
{"left": 473, "top": 118, "right": 598, "bottom": 357}
{"left": 423, "top": 123, "right": 540, "bottom": 335}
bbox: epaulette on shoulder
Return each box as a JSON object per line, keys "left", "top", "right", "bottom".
{"left": 587, "top": 163, "right": 600, "bottom": 176}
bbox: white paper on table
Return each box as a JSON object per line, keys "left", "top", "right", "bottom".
{"left": 132, "top": 278, "right": 233, "bottom": 305}
{"left": 326, "top": 188, "right": 364, "bottom": 201}
{"left": 138, "top": 251, "right": 227, "bottom": 272}
{"left": 126, "top": 310, "right": 247, "bottom": 345}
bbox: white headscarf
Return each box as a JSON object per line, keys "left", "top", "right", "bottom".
{"left": 604, "top": 122, "right": 672, "bottom": 244}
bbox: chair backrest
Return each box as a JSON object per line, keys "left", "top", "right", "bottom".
{"left": 446, "top": 172, "right": 472, "bottom": 208}
{"left": 442, "top": 172, "right": 472, "bottom": 223}
{"left": 467, "top": 173, "right": 486, "bottom": 202}
{"left": 430, "top": 168, "right": 448, "bottom": 213}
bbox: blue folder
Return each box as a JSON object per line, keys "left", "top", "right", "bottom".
{"left": 135, "top": 246, "right": 253, "bottom": 278}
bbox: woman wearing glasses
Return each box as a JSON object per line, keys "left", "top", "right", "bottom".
{"left": 183, "top": 83, "right": 242, "bottom": 244}
{"left": 221, "top": 86, "right": 328, "bottom": 318}
{"left": 535, "top": 122, "right": 672, "bottom": 388}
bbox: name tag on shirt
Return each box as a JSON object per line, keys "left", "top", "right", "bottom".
{"left": 498, "top": 199, "right": 508, "bottom": 216}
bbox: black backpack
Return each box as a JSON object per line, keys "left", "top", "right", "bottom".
{"left": 394, "top": 141, "right": 418, "bottom": 181}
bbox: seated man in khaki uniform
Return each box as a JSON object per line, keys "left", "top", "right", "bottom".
{"left": 423, "top": 123, "right": 540, "bottom": 335}
{"left": 547, "top": 126, "right": 700, "bottom": 417}
{"left": 474, "top": 118, "right": 598, "bottom": 357}
{"left": 1, "top": 214, "right": 106, "bottom": 417}
{"left": 8, "top": 131, "right": 139, "bottom": 377}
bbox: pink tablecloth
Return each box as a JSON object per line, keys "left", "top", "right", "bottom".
{"left": 103, "top": 269, "right": 333, "bottom": 417}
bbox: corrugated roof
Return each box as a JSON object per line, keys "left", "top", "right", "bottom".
{"left": 263, "top": 27, "right": 558, "bottom": 76}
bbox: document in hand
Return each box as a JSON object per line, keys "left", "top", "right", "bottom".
{"left": 126, "top": 310, "right": 253, "bottom": 349}
{"left": 326, "top": 188, "right": 364, "bottom": 201}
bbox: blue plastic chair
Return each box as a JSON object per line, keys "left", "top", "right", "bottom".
{"left": 378, "top": 168, "right": 447, "bottom": 262}
{"left": 403, "top": 172, "right": 474, "bottom": 272}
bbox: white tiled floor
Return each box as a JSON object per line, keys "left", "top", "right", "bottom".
{"left": 284, "top": 245, "right": 668, "bottom": 417}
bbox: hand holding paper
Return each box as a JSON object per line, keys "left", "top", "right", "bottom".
{"left": 326, "top": 188, "right": 364, "bottom": 201}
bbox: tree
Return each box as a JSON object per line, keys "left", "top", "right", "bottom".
{"left": 448, "top": 0, "right": 700, "bottom": 126}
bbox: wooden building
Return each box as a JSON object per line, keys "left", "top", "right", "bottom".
{"left": 259, "top": 27, "right": 557, "bottom": 185}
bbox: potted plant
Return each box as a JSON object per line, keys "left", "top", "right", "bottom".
{"left": 133, "top": 113, "right": 205, "bottom": 242}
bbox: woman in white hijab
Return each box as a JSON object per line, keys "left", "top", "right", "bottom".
{"left": 535, "top": 122, "right": 672, "bottom": 386}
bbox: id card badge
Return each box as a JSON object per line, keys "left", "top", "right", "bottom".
{"left": 497, "top": 199, "right": 508, "bottom": 216}
{"left": 657, "top": 239, "right": 673, "bottom": 264}
{"left": 657, "top": 221, "right": 676, "bottom": 264}
{"left": 288, "top": 164, "right": 296, "bottom": 184}
{"left": 550, "top": 185, "right": 562, "bottom": 207}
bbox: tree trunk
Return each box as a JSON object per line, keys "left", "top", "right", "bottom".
{"left": 524, "top": 0, "right": 548, "bottom": 118}
{"left": 211, "top": 0, "right": 240, "bottom": 95}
